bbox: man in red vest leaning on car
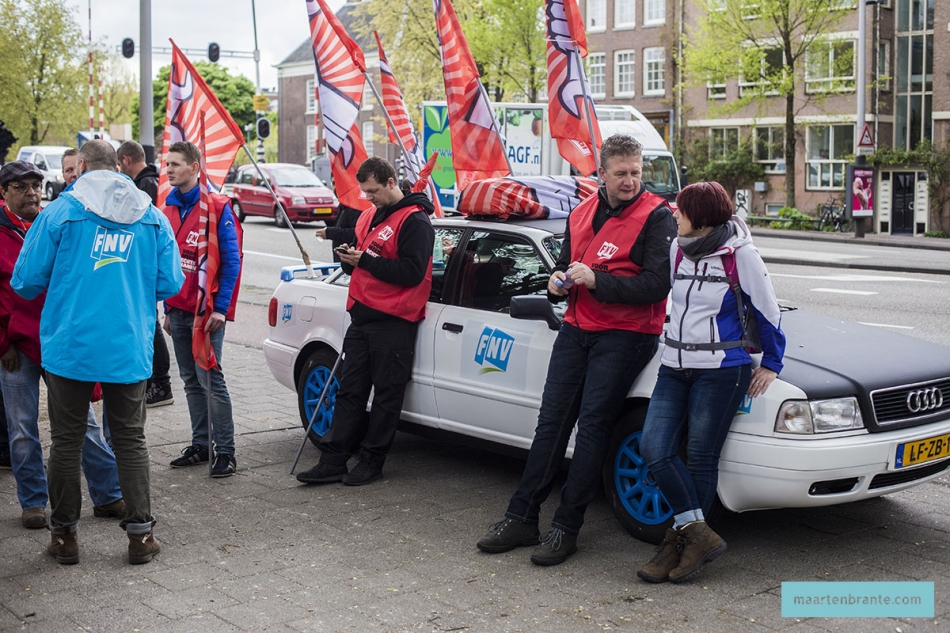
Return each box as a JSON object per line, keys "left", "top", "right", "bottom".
{"left": 477, "top": 134, "right": 678, "bottom": 566}
{"left": 297, "top": 157, "right": 434, "bottom": 487}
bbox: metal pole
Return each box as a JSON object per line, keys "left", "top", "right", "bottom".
{"left": 289, "top": 352, "right": 344, "bottom": 475}
{"left": 139, "top": 0, "right": 155, "bottom": 163}
{"left": 206, "top": 368, "right": 213, "bottom": 476}
{"left": 240, "top": 144, "right": 318, "bottom": 278}
{"left": 251, "top": 0, "right": 265, "bottom": 162}
{"left": 476, "top": 82, "right": 513, "bottom": 174}
{"left": 364, "top": 73, "right": 418, "bottom": 180}
{"left": 572, "top": 44, "right": 600, "bottom": 175}
{"left": 854, "top": 0, "right": 868, "bottom": 238}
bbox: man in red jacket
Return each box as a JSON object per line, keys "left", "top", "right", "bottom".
{"left": 477, "top": 135, "right": 677, "bottom": 565}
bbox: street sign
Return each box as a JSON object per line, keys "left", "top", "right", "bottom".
{"left": 253, "top": 95, "right": 270, "bottom": 111}
{"left": 857, "top": 123, "right": 875, "bottom": 155}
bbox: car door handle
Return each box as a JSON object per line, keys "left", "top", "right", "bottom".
{"left": 442, "top": 322, "right": 464, "bottom": 333}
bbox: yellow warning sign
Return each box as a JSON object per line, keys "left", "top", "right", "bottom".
{"left": 253, "top": 95, "right": 270, "bottom": 111}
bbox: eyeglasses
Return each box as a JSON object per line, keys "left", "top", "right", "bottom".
{"left": 8, "top": 182, "right": 43, "bottom": 194}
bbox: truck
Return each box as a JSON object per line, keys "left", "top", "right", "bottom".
{"left": 421, "top": 102, "right": 681, "bottom": 211}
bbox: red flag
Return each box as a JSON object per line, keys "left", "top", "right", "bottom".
{"left": 157, "top": 41, "right": 245, "bottom": 207}
{"left": 306, "top": 0, "right": 372, "bottom": 211}
{"left": 433, "top": 0, "right": 510, "bottom": 191}
{"left": 192, "top": 114, "right": 220, "bottom": 371}
{"left": 375, "top": 32, "right": 443, "bottom": 217}
{"left": 412, "top": 153, "right": 439, "bottom": 193}
{"left": 545, "top": 0, "right": 602, "bottom": 176}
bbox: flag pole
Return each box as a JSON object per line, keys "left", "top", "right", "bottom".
{"left": 364, "top": 73, "right": 419, "bottom": 181}
{"left": 240, "top": 144, "right": 319, "bottom": 278}
{"left": 572, "top": 44, "right": 601, "bottom": 174}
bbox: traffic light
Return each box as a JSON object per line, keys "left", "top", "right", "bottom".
{"left": 256, "top": 116, "right": 270, "bottom": 140}
{"left": 208, "top": 42, "right": 220, "bottom": 63}
{"left": 122, "top": 38, "right": 135, "bottom": 59}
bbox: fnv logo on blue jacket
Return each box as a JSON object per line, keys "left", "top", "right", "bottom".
{"left": 91, "top": 226, "right": 135, "bottom": 270}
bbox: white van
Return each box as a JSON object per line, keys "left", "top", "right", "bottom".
{"left": 14, "top": 145, "right": 73, "bottom": 201}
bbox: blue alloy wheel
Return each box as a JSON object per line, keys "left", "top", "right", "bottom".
{"left": 303, "top": 365, "right": 339, "bottom": 437}
{"left": 613, "top": 430, "right": 674, "bottom": 528}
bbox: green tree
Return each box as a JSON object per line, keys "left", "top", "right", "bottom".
{"left": 681, "top": 0, "right": 849, "bottom": 209}
{"left": 135, "top": 61, "right": 256, "bottom": 144}
{"left": 0, "top": 0, "right": 86, "bottom": 149}
{"left": 99, "top": 49, "right": 138, "bottom": 126}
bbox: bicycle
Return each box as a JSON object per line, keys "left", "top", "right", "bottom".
{"left": 817, "top": 195, "right": 850, "bottom": 232}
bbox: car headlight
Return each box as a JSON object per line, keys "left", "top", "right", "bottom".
{"left": 775, "top": 398, "right": 864, "bottom": 434}
{"left": 292, "top": 196, "right": 305, "bottom": 205}
{"left": 55, "top": 175, "right": 64, "bottom": 183}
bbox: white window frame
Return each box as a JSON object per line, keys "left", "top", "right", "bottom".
{"left": 306, "top": 124, "right": 318, "bottom": 160}
{"left": 587, "top": 0, "right": 606, "bottom": 32}
{"left": 361, "top": 83, "right": 374, "bottom": 111}
{"left": 614, "top": 0, "right": 636, "bottom": 29}
{"left": 806, "top": 124, "right": 853, "bottom": 190}
{"left": 587, "top": 53, "right": 607, "bottom": 98}
{"left": 739, "top": 45, "right": 784, "bottom": 96}
{"left": 706, "top": 77, "right": 727, "bottom": 99}
{"left": 754, "top": 126, "right": 786, "bottom": 173}
{"left": 709, "top": 127, "right": 740, "bottom": 160}
{"left": 305, "top": 78, "right": 316, "bottom": 115}
{"left": 644, "top": 0, "right": 665, "bottom": 26}
{"left": 362, "top": 121, "right": 375, "bottom": 158}
{"left": 878, "top": 39, "right": 891, "bottom": 92}
{"left": 614, "top": 50, "right": 636, "bottom": 97}
{"left": 643, "top": 47, "right": 665, "bottom": 96}
{"left": 805, "top": 39, "right": 856, "bottom": 94}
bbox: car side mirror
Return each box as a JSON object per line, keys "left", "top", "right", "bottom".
{"left": 510, "top": 295, "right": 561, "bottom": 331}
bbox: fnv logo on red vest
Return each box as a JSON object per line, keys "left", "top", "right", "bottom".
{"left": 378, "top": 226, "right": 395, "bottom": 241}
{"left": 596, "top": 241, "right": 619, "bottom": 259}
{"left": 185, "top": 231, "right": 199, "bottom": 247}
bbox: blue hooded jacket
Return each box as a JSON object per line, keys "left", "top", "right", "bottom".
{"left": 12, "top": 170, "right": 184, "bottom": 383}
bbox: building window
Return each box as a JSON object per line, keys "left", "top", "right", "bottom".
{"left": 306, "top": 78, "right": 316, "bottom": 115}
{"left": 805, "top": 40, "right": 855, "bottom": 93}
{"left": 755, "top": 126, "right": 785, "bottom": 173}
{"left": 878, "top": 40, "right": 891, "bottom": 92}
{"left": 588, "top": 53, "right": 606, "bottom": 97}
{"left": 806, "top": 124, "right": 853, "bottom": 189}
{"left": 614, "top": 50, "right": 636, "bottom": 97}
{"left": 707, "top": 75, "right": 726, "bottom": 99}
{"left": 709, "top": 127, "right": 739, "bottom": 160}
{"left": 587, "top": 0, "right": 606, "bottom": 31}
{"left": 362, "top": 121, "right": 374, "bottom": 158}
{"left": 894, "top": 0, "right": 934, "bottom": 150}
{"left": 362, "top": 83, "right": 374, "bottom": 111}
{"left": 643, "top": 47, "right": 665, "bottom": 96}
{"left": 615, "top": 0, "right": 635, "bottom": 28}
{"left": 307, "top": 124, "right": 318, "bottom": 160}
{"left": 739, "top": 47, "right": 783, "bottom": 95}
{"left": 644, "top": 0, "right": 665, "bottom": 25}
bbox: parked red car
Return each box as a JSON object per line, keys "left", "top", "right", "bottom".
{"left": 231, "top": 163, "right": 338, "bottom": 227}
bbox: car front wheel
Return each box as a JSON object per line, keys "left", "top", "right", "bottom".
{"left": 275, "top": 204, "right": 288, "bottom": 228}
{"left": 46, "top": 183, "right": 56, "bottom": 201}
{"left": 232, "top": 199, "right": 246, "bottom": 222}
{"left": 296, "top": 347, "right": 341, "bottom": 446}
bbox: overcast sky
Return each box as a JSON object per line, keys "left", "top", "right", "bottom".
{"left": 64, "top": 0, "right": 345, "bottom": 90}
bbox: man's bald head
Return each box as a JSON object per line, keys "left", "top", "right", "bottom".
{"left": 78, "top": 140, "right": 118, "bottom": 174}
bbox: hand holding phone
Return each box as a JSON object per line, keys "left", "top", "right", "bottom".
{"left": 335, "top": 245, "right": 349, "bottom": 254}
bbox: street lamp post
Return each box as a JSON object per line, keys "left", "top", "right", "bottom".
{"left": 139, "top": 0, "right": 154, "bottom": 163}
{"left": 251, "top": 0, "right": 265, "bottom": 162}
{"left": 853, "top": 0, "right": 877, "bottom": 238}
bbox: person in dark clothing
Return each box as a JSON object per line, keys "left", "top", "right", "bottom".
{"left": 316, "top": 202, "right": 361, "bottom": 263}
{"left": 477, "top": 134, "right": 677, "bottom": 566}
{"left": 117, "top": 141, "right": 172, "bottom": 408}
{"left": 297, "top": 157, "right": 434, "bottom": 487}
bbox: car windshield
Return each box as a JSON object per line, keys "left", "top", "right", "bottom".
{"left": 45, "top": 155, "right": 62, "bottom": 169}
{"left": 641, "top": 155, "right": 678, "bottom": 197}
{"left": 270, "top": 168, "right": 325, "bottom": 188}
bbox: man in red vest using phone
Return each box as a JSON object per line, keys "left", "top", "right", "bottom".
{"left": 297, "top": 157, "right": 434, "bottom": 487}
{"left": 477, "top": 135, "right": 677, "bottom": 566}
{"left": 162, "top": 141, "right": 243, "bottom": 478}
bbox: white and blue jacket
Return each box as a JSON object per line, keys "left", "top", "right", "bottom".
{"left": 661, "top": 216, "right": 785, "bottom": 374}
{"left": 12, "top": 170, "right": 184, "bottom": 383}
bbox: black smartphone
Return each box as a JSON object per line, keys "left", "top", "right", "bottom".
{"left": 335, "top": 246, "right": 349, "bottom": 253}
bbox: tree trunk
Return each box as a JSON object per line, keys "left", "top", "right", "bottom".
{"left": 784, "top": 91, "right": 796, "bottom": 210}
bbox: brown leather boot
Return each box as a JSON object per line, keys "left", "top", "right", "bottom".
{"left": 93, "top": 498, "right": 126, "bottom": 519}
{"left": 128, "top": 530, "right": 161, "bottom": 565}
{"left": 47, "top": 532, "right": 79, "bottom": 565}
{"left": 668, "top": 521, "right": 727, "bottom": 583}
{"left": 637, "top": 528, "right": 683, "bottom": 583}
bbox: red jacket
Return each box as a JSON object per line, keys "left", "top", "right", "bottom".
{"left": 0, "top": 204, "right": 45, "bottom": 365}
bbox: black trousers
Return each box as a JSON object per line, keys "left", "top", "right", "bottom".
{"left": 150, "top": 319, "right": 171, "bottom": 387}
{"left": 318, "top": 317, "right": 418, "bottom": 468}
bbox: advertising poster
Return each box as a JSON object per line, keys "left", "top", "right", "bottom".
{"left": 846, "top": 165, "right": 875, "bottom": 219}
{"left": 502, "top": 107, "right": 544, "bottom": 177}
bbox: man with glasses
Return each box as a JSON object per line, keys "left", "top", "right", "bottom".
{"left": 0, "top": 160, "right": 125, "bottom": 532}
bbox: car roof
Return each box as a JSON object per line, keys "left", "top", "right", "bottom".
{"left": 239, "top": 163, "right": 308, "bottom": 172}
{"left": 433, "top": 215, "right": 566, "bottom": 238}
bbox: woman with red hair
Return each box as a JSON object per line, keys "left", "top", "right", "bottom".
{"left": 637, "top": 181, "right": 785, "bottom": 584}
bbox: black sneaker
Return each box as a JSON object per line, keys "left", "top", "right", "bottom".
{"left": 341, "top": 461, "right": 383, "bottom": 486}
{"left": 146, "top": 383, "right": 174, "bottom": 408}
{"left": 296, "top": 462, "right": 347, "bottom": 484}
{"left": 530, "top": 528, "right": 578, "bottom": 566}
{"left": 210, "top": 453, "right": 236, "bottom": 478}
{"left": 169, "top": 444, "right": 209, "bottom": 468}
{"left": 476, "top": 518, "right": 540, "bottom": 553}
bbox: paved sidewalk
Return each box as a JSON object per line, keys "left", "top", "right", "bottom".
{"left": 749, "top": 226, "right": 950, "bottom": 252}
{"left": 1, "top": 340, "right": 948, "bottom": 632}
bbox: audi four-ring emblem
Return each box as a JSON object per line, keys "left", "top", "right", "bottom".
{"left": 906, "top": 387, "right": 944, "bottom": 413}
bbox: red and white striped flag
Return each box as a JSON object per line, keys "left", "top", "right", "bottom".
{"left": 192, "top": 113, "right": 220, "bottom": 371}
{"left": 306, "top": 0, "right": 373, "bottom": 211}
{"left": 545, "top": 0, "right": 602, "bottom": 176}
{"left": 375, "top": 32, "right": 443, "bottom": 217}
{"left": 433, "top": 0, "right": 510, "bottom": 191}
{"left": 157, "top": 41, "right": 245, "bottom": 207}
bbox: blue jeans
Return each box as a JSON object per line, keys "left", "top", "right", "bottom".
{"left": 640, "top": 364, "right": 752, "bottom": 516}
{"left": 0, "top": 350, "right": 122, "bottom": 511}
{"left": 168, "top": 309, "right": 234, "bottom": 455}
{"left": 506, "top": 323, "right": 659, "bottom": 535}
